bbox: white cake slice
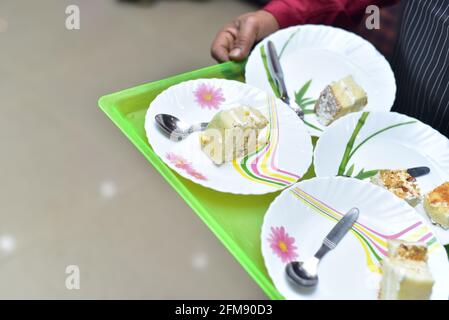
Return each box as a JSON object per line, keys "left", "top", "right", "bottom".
{"left": 314, "top": 75, "right": 368, "bottom": 126}
{"left": 370, "top": 169, "right": 422, "bottom": 207}
{"left": 380, "top": 240, "right": 434, "bottom": 300}
{"left": 199, "top": 106, "right": 268, "bottom": 165}
{"left": 424, "top": 182, "right": 449, "bottom": 229}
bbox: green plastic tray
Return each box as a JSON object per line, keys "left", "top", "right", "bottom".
{"left": 98, "top": 61, "right": 448, "bottom": 300}
{"left": 99, "top": 61, "right": 287, "bottom": 299}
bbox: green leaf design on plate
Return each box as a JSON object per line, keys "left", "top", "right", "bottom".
{"left": 298, "top": 99, "right": 316, "bottom": 108}
{"left": 294, "top": 79, "right": 317, "bottom": 115}
{"left": 337, "top": 112, "right": 417, "bottom": 177}
{"left": 345, "top": 164, "right": 355, "bottom": 177}
{"left": 303, "top": 119, "right": 323, "bottom": 132}
{"left": 278, "top": 28, "right": 300, "bottom": 59}
{"left": 353, "top": 168, "right": 379, "bottom": 180}
{"left": 348, "top": 120, "right": 417, "bottom": 159}
{"left": 337, "top": 112, "right": 369, "bottom": 176}
{"left": 302, "top": 110, "right": 316, "bottom": 115}
{"left": 294, "top": 79, "right": 312, "bottom": 103}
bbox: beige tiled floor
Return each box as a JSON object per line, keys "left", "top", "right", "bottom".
{"left": 0, "top": 0, "right": 267, "bottom": 299}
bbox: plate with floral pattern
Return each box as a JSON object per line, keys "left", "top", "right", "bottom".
{"left": 145, "top": 78, "right": 313, "bottom": 194}
{"left": 245, "top": 25, "right": 396, "bottom": 136}
{"left": 261, "top": 176, "right": 449, "bottom": 299}
{"left": 314, "top": 111, "right": 449, "bottom": 244}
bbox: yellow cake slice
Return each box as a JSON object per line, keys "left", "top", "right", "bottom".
{"left": 370, "top": 169, "right": 422, "bottom": 207}
{"left": 424, "top": 182, "right": 449, "bottom": 229}
{"left": 380, "top": 240, "right": 434, "bottom": 300}
{"left": 314, "top": 75, "right": 368, "bottom": 126}
{"left": 199, "top": 106, "right": 268, "bottom": 165}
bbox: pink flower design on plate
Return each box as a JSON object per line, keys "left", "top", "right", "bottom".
{"left": 268, "top": 226, "right": 298, "bottom": 263}
{"left": 194, "top": 83, "right": 225, "bottom": 110}
{"left": 166, "top": 152, "right": 207, "bottom": 181}
{"left": 167, "top": 152, "right": 193, "bottom": 171}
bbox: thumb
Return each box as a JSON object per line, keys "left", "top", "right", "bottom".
{"left": 229, "top": 17, "right": 258, "bottom": 61}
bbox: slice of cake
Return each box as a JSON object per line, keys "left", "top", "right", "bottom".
{"left": 424, "top": 182, "right": 449, "bottom": 229}
{"left": 380, "top": 240, "right": 434, "bottom": 300}
{"left": 370, "top": 169, "right": 422, "bottom": 207}
{"left": 199, "top": 106, "right": 268, "bottom": 165}
{"left": 314, "top": 75, "right": 368, "bottom": 126}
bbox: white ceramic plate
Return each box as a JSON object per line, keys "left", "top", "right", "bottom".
{"left": 245, "top": 25, "right": 396, "bottom": 136}
{"left": 314, "top": 111, "right": 449, "bottom": 244}
{"left": 261, "top": 177, "right": 449, "bottom": 300}
{"left": 145, "top": 78, "right": 313, "bottom": 194}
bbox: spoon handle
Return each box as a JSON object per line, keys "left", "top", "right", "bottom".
{"left": 188, "top": 122, "right": 209, "bottom": 134}
{"left": 314, "top": 207, "right": 359, "bottom": 259}
{"left": 407, "top": 166, "right": 430, "bottom": 178}
{"left": 267, "top": 41, "right": 305, "bottom": 120}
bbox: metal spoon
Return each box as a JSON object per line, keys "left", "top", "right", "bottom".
{"left": 344, "top": 166, "right": 431, "bottom": 179}
{"left": 286, "top": 207, "right": 359, "bottom": 287}
{"left": 266, "top": 40, "right": 305, "bottom": 120}
{"left": 155, "top": 114, "right": 208, "bottom": 141}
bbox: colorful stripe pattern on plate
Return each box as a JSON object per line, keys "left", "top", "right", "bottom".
{"left": 232, "top": 96, "right": 301, "bottom": 188}
{"left": 290, "top": 187, "right": 438, "bottom": 273}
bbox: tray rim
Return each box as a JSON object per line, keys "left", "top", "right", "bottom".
{"left": 98, "top": 61, "right": 284, "bottom": 300}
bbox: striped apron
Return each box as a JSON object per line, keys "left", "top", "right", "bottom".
{"left": 392, "top": 0, "right": 449, "bottom": 137}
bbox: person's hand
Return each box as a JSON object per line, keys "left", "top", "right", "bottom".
{"left": 211, "top": 10, "right": 279, "bottom": 62}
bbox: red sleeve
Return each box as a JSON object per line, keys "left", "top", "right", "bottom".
{"left": 263, "top": 0, "right": 400, "bottom": 29}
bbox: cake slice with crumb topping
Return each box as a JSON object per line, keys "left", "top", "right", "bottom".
{"left": 424, "top": 182, "right": 449, "bottom": 229}
{"left": 314, "top": 75, "right": 368, "bottom": 126}
{"left": 370, "top": 169, "right": 422, "bottom": 207}
{"left": 380, "top": 240, "right": 434, "bottom": 300}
